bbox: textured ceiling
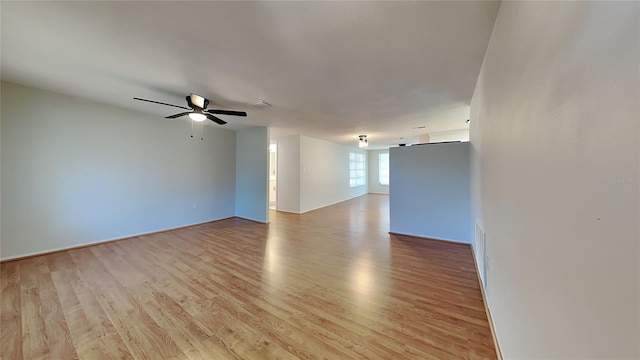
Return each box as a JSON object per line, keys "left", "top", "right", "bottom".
{"left": 1, "top": 1, "right": 500, "bottom": 148}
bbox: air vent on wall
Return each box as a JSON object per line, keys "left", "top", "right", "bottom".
{"left": 475, "top": 220, "right": 487, "bottom": 288}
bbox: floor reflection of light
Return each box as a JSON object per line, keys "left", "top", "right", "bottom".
{"left": 351, "top": 254, "right": 375, "bottom": 309}
{"left": 348, "top": 206, "right": 366, "bottom": 234}
{"left": 263, "top": 238, "right": 282, "bottom": 287}
{"left": 378, "top": 204, "right": 390, "bottom": 233}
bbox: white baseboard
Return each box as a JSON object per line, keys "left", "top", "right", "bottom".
{"left": 1, "top": 216, "right": 234, "bottom": 262}
{"left": 388, "top": 231, "right": 470, "bottom": 244}
{"left": 273, "top": 209, "right": 301, "bottom": 214}
{"left": 299, "top": 193, "right": 368, "bottom": 214}
{"left": 272, "top": 193, "right": 369, "bottom": 215}
{"left": 235, "top": 216, "right": 268, "bottom": 224}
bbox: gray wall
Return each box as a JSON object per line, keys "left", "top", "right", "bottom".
{"left": 470, "top": 1, "right": 639, "bottom": 358}
{"left": 1, "top": 81, "right": 237, "bottom": 260}
{"left": 367, "top": 149, "right": 389, "bottom": 194}
{"left": 389, "top": 142, "right": 471, "bottom": 243}
{"left": 235, "top": 127, "right": 269, "bottom": 223}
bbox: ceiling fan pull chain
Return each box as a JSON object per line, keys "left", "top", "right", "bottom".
{"left": 190, "top": 118, "right": 194, "bottom": 138}
{"left": 200, "top": 121, "right": 204, "bottom": 141}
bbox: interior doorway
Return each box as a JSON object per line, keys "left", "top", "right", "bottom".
{"left": 269, "top": 142, "right": 277, "bottom": 210}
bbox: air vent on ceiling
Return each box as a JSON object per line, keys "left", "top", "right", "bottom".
{"left": 247, "top": 100, "right": 272, "bottom": 108}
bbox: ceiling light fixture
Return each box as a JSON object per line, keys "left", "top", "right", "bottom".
{"left": 358, "top": 135, "right": 368, "bottom": 148}
{"left": 189, "top": 110, "right": 207, "bottom": 122}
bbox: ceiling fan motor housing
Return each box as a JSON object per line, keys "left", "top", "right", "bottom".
{"left": 188, "top": 94, "right": 208, "bottom": 109}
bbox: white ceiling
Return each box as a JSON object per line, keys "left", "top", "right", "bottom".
{"left": 1, "top": 1, "right": 500, "bottom": 149}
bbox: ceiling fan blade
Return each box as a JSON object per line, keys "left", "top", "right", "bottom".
{"left": 165, "top": 112, "right": 191, "bottom": 119}
{"left": 134, "top": 97, "right": 189, "bottom": 110}
{"left": 206, "top": 114, "right": 227, "bottom": 125}
{"left": 206, "top": 109, "right": 247, "bottom": 117}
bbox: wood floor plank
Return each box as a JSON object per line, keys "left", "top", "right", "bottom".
{"left": 91, "top": 243, "right": 252, "bottom": 360}
{"left": 1, "top": 261, "right": 23, "bottom": 360}
{"left": 1, "top": 195, "right": 497, "bottom": 359}
{"left": 116, "top": 239, "right": 333, "bottom": 359}
{"left": 130, "top": 234, "right": 357, "bottom": 360}
{"left": 47, "top": 251, "right": 131, "bottom": 360}
{"left": 17, "top": 256, "right": 79, "bottom": 360}
{"left": 68, "top": 248, "right": 185, "bottom": 360}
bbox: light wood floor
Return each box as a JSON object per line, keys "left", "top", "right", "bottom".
{"left": 1, "top": 195, "right": 497, "bottom": 359}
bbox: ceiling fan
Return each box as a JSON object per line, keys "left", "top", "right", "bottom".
{"left": 133, "top": 93, "right": 247, "bottom": 125}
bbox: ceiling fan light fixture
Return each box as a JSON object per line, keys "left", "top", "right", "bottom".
{"left": 189, "top": 112, "right": 206, "bottom": 122}
{"left": 358, "top": 135, "right": 368, "bottom": 148}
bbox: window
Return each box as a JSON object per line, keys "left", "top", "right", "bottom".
{"left": 379, "top": 153, "right": 389, "bottom": 185}
{"left": 349, "top": 152, "right": 365, "bottom": 187}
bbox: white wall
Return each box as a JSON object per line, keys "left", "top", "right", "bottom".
{"left": 367, "top": 149, "right": 389, "bottom": 194}
{"left": 428, "top": 129, "right": 469, "bottom": 143}
{"left": 273, "top": 135, "right": 367, "bottom": 213}
{"left": 389, "top": 142, "right": 471, "bottom": 243}
{"left": 275, "top": 135, "right": 300, "bottom": 213}
{"left": 1, "top": 81, "right": 237, "bottom": 260}
{"left": 299, "top": 135, "right": 367, "bottom": 213}
{"left": 235, "top": 127, "right": 269, "bottom": 223}
{"left": 470, "top": 2, "right": 639, "bottom": 358}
